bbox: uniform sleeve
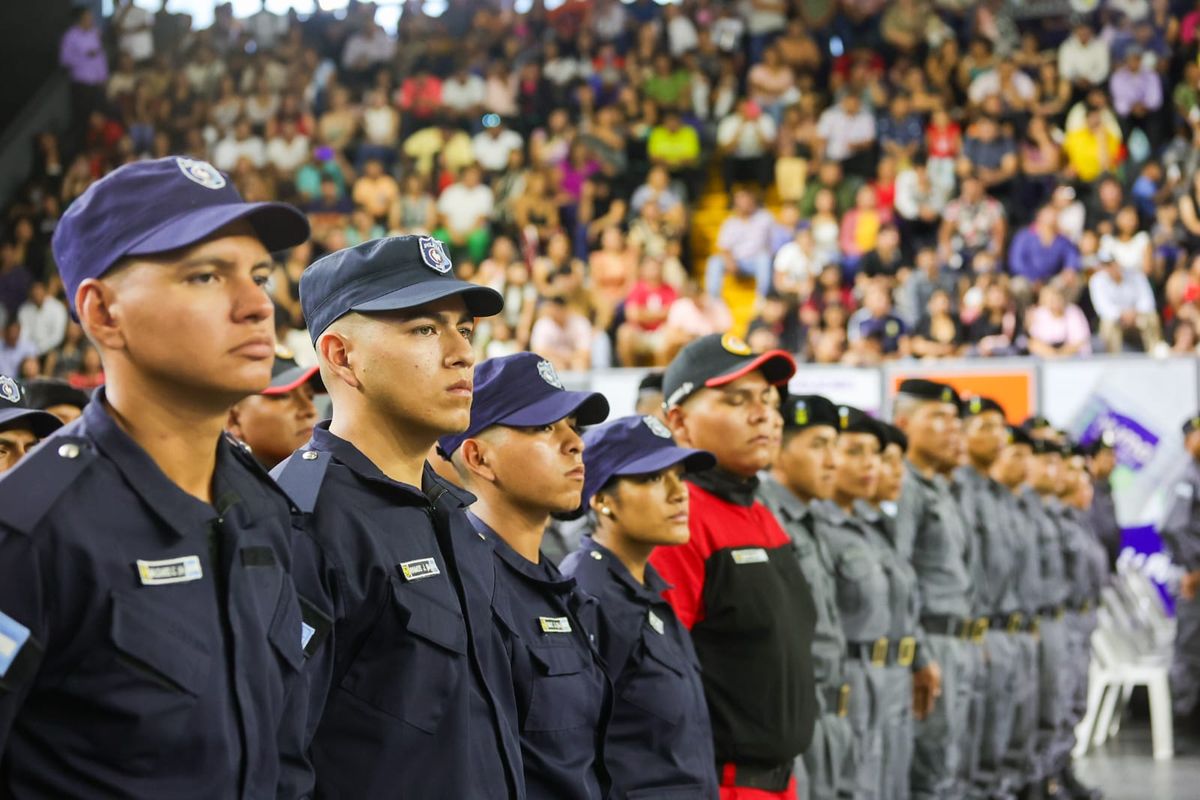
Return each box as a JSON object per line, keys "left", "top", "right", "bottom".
{"left": 0, "top": 530, "right": 47, "bottom": 750}
{"left": 1161, "top": 475, "right": 1200, "bottom": 571}
{"left": 893, "top": 476, "right": 923, "bottom": 563}
{"left": 649, "top": 531, "right": 710, "bottom": 630}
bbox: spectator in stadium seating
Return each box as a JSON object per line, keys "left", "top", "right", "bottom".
{"left": 59, "top": 8, "right": 108, "bottom": 131}
{"left": 341, "top": 21, "right": 396, "bottom": 86}
{"left": 816, "top": 92, "right": 877, "bottom": 179}
{"left": 533, "top": 231, "right": 586, "bottom": 304}
{"left": 357, "top": 88, "right": 400, "bottom": 170}
{"left": 589, "top": 227, "right": 637, "bottom": 329}
{"left": 717, "top": 98, "right": 777, "bottom": 190}
{"left": 705, "top": 189, "right": 775, "bottom": 297}
{"left": 316, "top": 86, "right": 360, "bottom": 156}
{"left": 898, "top": 247, "right": 959, "bottom": 327}
{"left": 1101, "top": 205, "right": 1154, "bottom": 277}
{"left": 660, "top": 281, "right": 733, "bottom": 360}
{"left": 1089, "top": 250, "right": 1162, "bottom": 353}
{"left": 773, "top": 224, "right": 825, "bottom": 297}
{"left": 617, "top": 257, "right": 678, "bottom": 367}
{"left": 847, "top": 279, "right": 910, "bottom": 362}
{"left": 630, "top": 165, "right": 686, "bottom": 229}
{"left": 1026, "top": 283, "right": 1092, "bottom": 358}
{"left": 939, "top": 175, "right": 1006, "bottom": 270}
{"left": 435, "top": 164, "right": 494, "bottom": 265}
{"left": 1008, "top": 205, "right": 1082, "bottom": 290}
{"left": 858, "top": 224, "right": 907, "bottom": 284}
{"left": 0, "top": 321, "right": 38, "bottom": 378}
{"left": 800, "top": 160, "right": 859, "bottom": 217}
{"left": 351, "top": 159, "right": 400, "bottom": 225}
{"left": 839, "top": 184, "right": 893, "bottom": 271}
{"left": 957, "top": 115, "right": 1018, "bottom": 198}
{"left": 265, "top": 117, "right": 311, "bottom": 179}
{"left": 967, "top": 281, "right": 1021, "bottom": 356}
{"left": 0, "top": 243, "right": 32, "bottom": 323}
{"left": 441, "top": 65, "right": 486, "bottom": 124}
{"left": 746, "top": 291, "right": 801, "bottom": 354}
{"left": 473, "top": 118, "right": 525, "bottom": 176}
{"left": 16, "top": 282, "right": 67, "bottom": 358}
{"left": 1109, "top": 45, "right": 1164, "bottom": 151}
{"left": 646, "top": 111, "right": 703, "bottom": 202}
{"left": 1058, "top": 21, "right": 1110, "bottom": 92}
{"left": 910, "top": 288, "right": 966, "bottom": 358}
{"left": 212, "top": 119, "right": 266, "bottom": 172}
{"left": 529, "top": 296, "right": 593, "bottom": 372}
{"left": 1064, "top": 106, "right": 1122, "bottom": 184}
{"left": 878, "top": 93, "right": 924, "bottom": 166}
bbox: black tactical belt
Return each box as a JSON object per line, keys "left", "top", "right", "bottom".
{"left": 889, "top": 636, "right": 918, "bottom": 667}
{"left": 719, "top": 761, "right": 793, "bottom": 792}
{"left": 1069, "top": 599, "right": 1096, "bottom": 614}
{"left": 990, "top": 613, "right": 1030, "bottom": 634}
{"left": 847, "top": 637, "right": 891, "bottom": 666}
{"left": 920, "top": 614, "right": 972, "bottom": 639}
{"left": 1039, "top": 604, "right": 1066, "bottom": 620}
{"left": 821, "top": 683, "right": 852, "bottom": 718}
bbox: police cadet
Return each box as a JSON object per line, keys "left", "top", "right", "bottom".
{"left": 892, "top": 378, "right": 974, "bottom": 800}
{"left": 991, "top": 425, "right": 1042, "bottom": 800}
{"left": 758, "top": 394, "right": 855, "bottom": 800}
{"left": 636, "top": 371, "right": 666, "bottom": 421}
{"left": 559, "top": 415, "right": 719, "bottom": 799}
{"left": 857, "top": 421, "right": 921, "bottom": 800}
{"left": 1082, "top": 432, "right": 1121, "bottom": 570}
{"left": 1164, "top": 415, "right": 1200, "bottom": 723}
{"left": 0, "top": 156, "right": 314, "bottom": 797}
{"left": 1023, "top": 436, "right": 1073, "bottom": 800}
{"left": 651, "top": 333, "right": 817, "bottom": 800}
{"left": 438, "top": 352, "right": 612, "bottom": 800}
{"left": 23, "top": 377, "right": 90, "bottom": 425}
{"left": 956, "top": 396, "right": 1022, "bottom": 800}
{"left": 271, "top": 236, "right": 524, "bottom": 798}
{"left": 227, "top": 352, "right": 322, "bottom": 469}
{"left": 824, "top": 405, "right": 893, "bottom": 800}
{"left": 0, "top": 375, "right": 62, "bottom": 472}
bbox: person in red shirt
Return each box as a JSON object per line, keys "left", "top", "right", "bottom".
{"left": 616, "top": 256, "right": 679, "bottom": 367}
{"left": 652, "top": 333, "right": 818, "bottom": 800}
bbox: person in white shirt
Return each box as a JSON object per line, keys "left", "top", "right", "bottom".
{"left": 1098, "top": 206, "right": 1153, "bottom": 276}
{"left": 664, "top": 4, "right": 699, "bottom": 57}
{"left": 472, "top": 122, "right": 525, "bottom": 174}
{"left": 113, "top": 0, "right": 154, "bottom": 63}
{"left": 15, "top": 282, "right": 67, "bottom": 357}
{"left": 773, "top": 224, "right": 827, "bottom": 296}
{"left": 816, "top": 93, "right": 877, "bottom": 177}
{"left": 442, "top": 68, "right": 486, "bottom": 121}
{"left": 968, "top": 61, "right": 1036, "bottom": 110}
{"left": 716, "top": 99, "right": 777, "bottom": 189}
{"left": 341, "top": 23, "right": 395, "bottom": 76}
{"left": 266, "top": 118, "right": 311, "bottom": 177}
{"left": 435, "top": 165, "right": 495, "bottom": 264}
{"left": 1088, "top": 250, "right": 1161, "bottom": 352}
{"left": 1058, "top": 22, "right": 1110, "bottom": 90}
{"left": 211, "top": 119, "right": 265, "bottom": 171}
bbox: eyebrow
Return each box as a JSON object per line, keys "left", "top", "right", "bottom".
{"left": 396, "top": 310, "right": 475, "bottom": 325}
{"left": 175, "top": 256, "right": 274, "bottom": 272}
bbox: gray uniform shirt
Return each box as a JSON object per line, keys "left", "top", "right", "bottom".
{"left": 819, "top": 501, "right": 892, "bottom": 645}
{"left": 1002, "top": 489, "right": 1044, "bottom": 616}
{"left": 954, "top": 466, "right": 1017, "bottom": 618}
{"left": 1162, "top": 460, "right": 1200, "bottom": 571}
{"left": 1024, "top": 489, "right": 1069, "bottom": 609}
{"left": 895, "top": 461, "right": 974, "bottom": 619}
{"left": 855, "top": 500, "right": 921, "bottom": 641}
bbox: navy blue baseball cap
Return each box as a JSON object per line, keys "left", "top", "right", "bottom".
{"left": 300, "top": 235, "right": 504, "bottom": 341}
{"left": 0, "top": 375, "right": 63, "bottom": 438}
{"left": 438, "top": 353, "right": 609, "bottom": 458}
{"left": 580, "top": 415, "right": 714, "bottom": 511}
{"left": 52, "top": 156, "right": 310, "bottom": 313}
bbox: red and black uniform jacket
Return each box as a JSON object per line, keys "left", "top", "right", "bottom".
{"left": 649, "top": 469, "right": 817, "bottom": 767}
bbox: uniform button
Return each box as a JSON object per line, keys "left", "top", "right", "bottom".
{"left": 478, "top": 532, "right": 486, "bottom": 540}
{"left": 58, "top": 443, "right": 80, "bottom": 459}
{"left": 590, "top": 551, "right": 603, "bottom": 560}
{"left": 302, "top": 451, "right": 319, "bottom": 461}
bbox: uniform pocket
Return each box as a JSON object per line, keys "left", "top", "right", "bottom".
{"left": 525, "top": 643, "right": 600, "bottom": 731}
{"left": 340, "top": 580, "right": 468, "bottom": 734}
{"left": 266, "top": 583, "right": 305, "bottom": 673}
{"left": 626, "top": 784, "right": 706, "bottom": 799}
{"left": 110, "top": 590, "right": 212, "bottom": 697}
{"left": 619, "top": 634, "right": 688, "bottom": 726}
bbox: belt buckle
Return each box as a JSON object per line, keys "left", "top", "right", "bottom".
{"left": 972, "top": 618, "right": 989, "bottom": 642}
{"left": 959, "top": 618, "right": 972, "bottom": 640}
{"left": 838, "top": 683, "right": 851, "bottom": 718}
{"left": 1080, "top": 599, "right": 1092, "bottom": 613}
{"left": 897, "top": 636, "right": 917, "bottom": 667}
{"left": 871, "top": 637, "right": 889, "bottom": 667}
{"left": 1054, "top": 605, "right": 1065, "bottom": 621}
{"left": 1007, "top": 613, "right": 1023, "bottom": 634}
{"left": 1030, "top": 616, "right": 1041, "bottom": 636}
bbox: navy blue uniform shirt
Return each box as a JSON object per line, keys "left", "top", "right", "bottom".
{"left": 0, "top": 392, "right": 312, "bottom": 799}
{"left": 560, "top": 537, "right": 719, "bottom": 799}
{"left": 468, "top": 513, "right": 612, "bottom": 800}
{"left": 272, "top": 422, "right": 524, "bottom": 799}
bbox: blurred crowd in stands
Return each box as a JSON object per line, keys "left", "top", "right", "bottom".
{"left": 6, "top": 0, "right": 1200, "bottom": 390}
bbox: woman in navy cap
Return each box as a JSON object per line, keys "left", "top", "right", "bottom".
{"left": 559, "top": 415, "right": 719, "bottom": 799}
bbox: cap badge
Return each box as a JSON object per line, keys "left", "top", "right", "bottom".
{"left": 794, "top": 401, "right": 808, "bottom": 426}
{"left": 666, "top": 381, "right": 694, "bottom": 408}
{"left": 537, "top": 359, "right": 564, "bottom": 389}
{"left": 175, "top": 157, "right": 227, "bottom": 190}
{"left": 643, "top": 415, "right": 672, "bottom": 438}
{"left": 941, "top": 388, "right": 954, "bottom": 403}
{"left": 0, "top": 376, "right": 20, "bottom": 405}
{"left": 838, "top": 406, "right": 850, "bottom": 430}
{"left": 969, "top": 398, "right": 982, "bottom": 414}
{"left": 720, "top": 333, "right": 752, "bottom": 356}
{"left": 418, "top": 236, "right": 452, "bottom": 274}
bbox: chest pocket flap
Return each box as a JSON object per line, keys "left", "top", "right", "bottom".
{"left": 399, "top": 590, "right": 469, "bottom": 656}
{"left": 111, "top": 591, "right": 212, "bottom": 697}
{"left": 836, "top": 550, "right": 876, "bottom": 581}
{"left": 529, "top": 642, "right": 587, "bottom": 676}
{"left": 640, "top": 630, "right": 685, "bottom": 677}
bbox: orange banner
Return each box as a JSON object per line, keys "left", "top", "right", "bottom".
{"left": 889, "top": 369, "right": 1035, "bottom": 424}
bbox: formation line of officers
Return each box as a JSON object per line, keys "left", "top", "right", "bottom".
{"left": 0, "top": 157, "right": 1122, "bottom": 800}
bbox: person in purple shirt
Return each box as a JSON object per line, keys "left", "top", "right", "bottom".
{"left": 1008, "top": 205, "right": 1081, "bottom": 287}
{"left": 59, "top": 8, "right": 109, "bottom": 133}
{"left": 705, "top": 188, "right": 776, "bottom": 298}
{"left": 1109, "top": 46, "right": 1163, "bottom": 151}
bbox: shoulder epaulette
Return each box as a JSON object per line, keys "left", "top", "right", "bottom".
{"left": 270, "top": 449, "right": 332, "bottom": 514}
{"left": 0, "top": 436, "right": 98, "bottom": 535}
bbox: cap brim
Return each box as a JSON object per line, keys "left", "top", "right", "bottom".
{"left": 614, "top": 446, "right": 716, "bottom": 479}
{"left": 262, "top": 365, "right": 324, "bottom": 396}
{"left": 0, "top": 408, "right": 64, "bottom": 438}
{"left": 498, "top": 390, "right": 610, "bottom": 429}
{"left": 127, "top": 201, "right": 310, "bottom": 258}
{"left": 705, "top": 349, "right": 797, "bottom": 389}
{"left": 352, "top": 280, "right": 504, "bottom": 319}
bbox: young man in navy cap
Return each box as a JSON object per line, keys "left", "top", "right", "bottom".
{"left": 892, "top": 378, "right": 975, "bottom": 800}
{"left": 227, "top": 351, "right": 322, "bottom": 469}
{"left": 651, "top": 332, "right": 817, "bottom": 800}
{"left": 756, "top": 394, "right": 854, "bottom": 800}
{"left": 559, "top": 415, "right": 719, "bottom": 799}
{"left": 0, "top": 375, "right": 62, "bottom": 472}
{"left": 270, "top": 235, "right": 525, "bottom": 798}
{"left": 438, "top": 352, "right": 612, "bottom": 800}
{"left": 22, "top": 377, "right": 90, "bottom": 425}
{"left": 1165, "top": 415, "right": 1200, "bottom": 726}
{"left": 0, "top": 156, "right": 315, "bottom": 797}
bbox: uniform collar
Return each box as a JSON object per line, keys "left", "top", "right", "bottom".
{"left": 854, "top": 499, "right": 882, "bottom": 523}
{"left": 757, "top": 473, "right": 812, "bottom": 523}
{"left": 687, "top": 466, "right": 759, "bottom": 507}
{"left": 821, "top": 499, "right": 851, "bottom": 525}
{"left": 307, "top": 421, "right": 431, "bottom": 505}
{"left": 83, "top": 388, "right": 247, "bottom": 540}
{"left": 468, "top": 511, "right": 577, "bottom": 593}
{"left": 578, "top": 536, "right": 670, "bottom": 602}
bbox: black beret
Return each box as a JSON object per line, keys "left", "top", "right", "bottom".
{"left": 1080, "top": 429, "right": 1116, "bottom": 457}
{"left": 1183, "top": 415, "right": 1200, "bottom": 435}
{"left": 22, "top": 378, "right": 90, "bottom": 411}
{"left": 897, "top": 378, "right": 960, "bottom": 407}
{"left": 782, "top": 394, "right": 840, "bottom": 431}
{"left": 879, "top": 421, "right": 908, "bottom": 451}
{"left": 1022, "top": 415, "right": 1054, "bottom": 432}
{"left": 835, "top": 405, "right": 888, "bottom": 451}
{"left": 1006, "top": 425, "right": 1035, "bottom": 448}
{"left": 962, "top": 395, "right": 1005, "bottom": 418}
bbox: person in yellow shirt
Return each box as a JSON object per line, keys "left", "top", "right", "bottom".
{"left": 351, "top": 159, "right": 400, "bottom": 223}
{"left": 647, "top": 110, "right": 703, "bottom": 201}
{"left": 1063, "top": 107, "right": 1121, "bottom": 183}
{"left": 403, "top": 119, "right": 475, "bottom": 177}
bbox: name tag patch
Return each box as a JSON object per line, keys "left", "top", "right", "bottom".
{"left": 399, "top": 557, "right": 441, "bottom": 582}
{"left": 539, "top": 616, "right": 572, "bottom": 634}
{"left": 731, "top": 547, "right": 769, "bottom": 565}
{"left": 647, "top": 610, "right": 665, "bottom": 635}
{"left": 136, "top": 556, "right": 203, "bottom": 585}
{"left": 0, "top": 610, "right": 31, "bottom": 679}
